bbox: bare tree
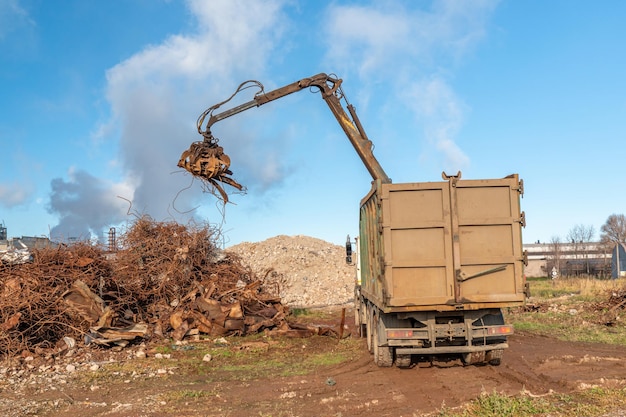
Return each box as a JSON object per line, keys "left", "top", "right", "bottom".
{"left": 566, "top": 224, "right": 595, "bottom": 275}
{"left": 597, "top": 239, "right": 613, "bottom": 278}
{"left": 567, "top": 224, "right": 596, "bottom": 244}
{"left": 549, "top": 235, "right": 562, "bottom": 278}
{"left": 600, "top": 214, "right": 626, "bottom": 245}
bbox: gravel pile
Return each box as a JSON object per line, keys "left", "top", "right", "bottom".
{"left": 226, "top": 235, "right": 357, "bottom": 308}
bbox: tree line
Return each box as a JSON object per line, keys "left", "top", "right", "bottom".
{"left": 547, "top": 214, "right": 626, "bottom": 278}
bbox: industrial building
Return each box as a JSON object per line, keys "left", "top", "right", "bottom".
{"left": 524, "top": 241, "right": 618, "bottom": 278}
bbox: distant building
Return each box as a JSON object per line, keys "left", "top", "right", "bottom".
{"left": 12, "top": 236, "right": 58, "bottom": 250}
{"left": 0, "top": 223, "right": 7, "bottom": 250}
{"left": 523, "top": 241, "right": 611, "bottom": 278}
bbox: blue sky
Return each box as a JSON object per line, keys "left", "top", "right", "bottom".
{"left": 1, "top": 0, "right": 625, "bottom": 248}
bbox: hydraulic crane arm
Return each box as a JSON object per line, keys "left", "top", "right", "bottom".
{"left": 178, "top": 73, "right": 391, "bottom": 202}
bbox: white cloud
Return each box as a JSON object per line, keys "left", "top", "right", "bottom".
{"left": 44, "top": 0, "right": 292, "bottom": 238}
{"left": 323, "top": 6, "right": 412, "bottom": 77}
{"left": 106, "top": 0, "right": 285, "bottom": 93}
{"left": 405, "top": 76, "right": 470, "bottom": 171}
{"left": 0, "top": 181, "right": 33, "bottom": 208}
{"left": 325, "top": 0, "right": 497, "bottom": 78}
{"left": 100, "top": 0, "right": 290, "bottom": 223}
{"left": 0, "top": 0, "right": 35, "bottom": 41}
{"left": 323, "top": 0, "right": 497, "bottom": 172}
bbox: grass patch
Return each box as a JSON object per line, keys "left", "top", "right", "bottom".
{"left": 437, "top": 387, "right": 626, "bottom": 417}
{"left": 289, "top": 307, "right": 338, "bottom": 320}
{"left": 510, "top": 276, "right": 626, "bottom": 345}
{"left": 163, "top": 388, "right": 217, "bottom": 401}
{"left": 510, "top": 309, "right": 626, "bottom": 345}
{"left": 528, "top": 276, "right": 624, "bottom": 299}
{"left": 170, "top": 332, "right": 362, "bottom": 382}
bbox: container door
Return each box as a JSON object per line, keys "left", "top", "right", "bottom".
{"left": 380, "top": 182, "right": 456, "bottom": 307}
{"left": 451, "top": 175, "right": 525, "bottom": 304}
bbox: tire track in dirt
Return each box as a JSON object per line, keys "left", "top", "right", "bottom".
{"left": 266, "top": 332, "right": 626, "bottom": 416}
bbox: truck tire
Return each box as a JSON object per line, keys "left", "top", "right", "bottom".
{"left": 366, "top": 305, "right": 373, "bottom": 353}
{"left": 462, "top": 351, "right": 486, "bottom": 366}
{"left": 372, "top": 313, "right": 393, "bottom": 367}
{"left": 486, "top": 349, "right": 503, "bottom": 366}
{"left": 357, "top": 300, "right": 367, "bottom": 338}
{"left": 359, "top": 323, "right": 367, "bottom": 338}
{"left": 395, "top": 354, "right": 412, "bottom": 368}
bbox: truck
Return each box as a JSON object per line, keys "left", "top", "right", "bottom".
{"left": 179, "top": 73, "right": 528, "bottom": 367}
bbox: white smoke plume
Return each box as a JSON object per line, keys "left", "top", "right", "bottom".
{"left": 47, "top": 0, "right": 288, "bottom": 240}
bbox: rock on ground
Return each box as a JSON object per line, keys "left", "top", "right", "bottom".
{"left": 227, "top": 235, "right": 356, "bottom": 308}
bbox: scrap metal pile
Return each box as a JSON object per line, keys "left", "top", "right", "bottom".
{"left": 593, "top": 288, "right": 626, "bottom": 327}
{"left": 0, "top": 218, "right": 339, "bottom": 359}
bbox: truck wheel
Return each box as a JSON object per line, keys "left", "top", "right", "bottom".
{"left": 366, "top": 306, "right": 373, "bottom": 353}
{"left": 357, "top": 300, "right": 367, "bottom": 338}
{"left": 486, "top": 349, "right": 503, "bottom": 366}
{"left": 377, "top": 346, "right": 393, "bottom": 367}
{"left": 359, "top": 323, "right": 367, "bottom": 338}
{"left": 372, "top": 313, "right": 393, "bottom": 367}
{"left": 462, "top": 351, "right": 486, "bottom": 366}
{"left": 395, "top": 354, "right": 412, "bottom": 368}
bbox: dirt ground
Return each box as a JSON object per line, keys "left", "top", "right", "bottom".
{"left": 3, "top": 310, "right": 626, "bottom": 417}
{"left": 187, "top": 332, "right": 626, "bottom": 417}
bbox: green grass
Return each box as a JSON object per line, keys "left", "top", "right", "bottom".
{"left": 289, "top": 307, "right": 338, "bottom": 319}
{"left": 527, "top": 276, "right": 625, "bottom": 298}
{"left": 437, "top": 388, "right": 626, "bottom": 417}
{"left": 510, "top": 310, "right": 626, "bottom": 345}
{"left": 75, "top": 326, "right": 361, "bottom": 387}
{"left": 76, "top": 359, "right": 168, "bottom": 385}
{"left": 164, "top": 332, "right": 362, "bottom": 382}
{"left": 163, "top": 388, "right": 217, "bottom": 400}
{"left": 508, "top": 276, "right": 626, "bottom": 345}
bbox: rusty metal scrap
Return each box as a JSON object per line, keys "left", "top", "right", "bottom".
{"left": 0, "top": 242, "right": 111, "bottom": 357}
{"left": 86, "top": 323, "right": 149, "bottom": 347}
{"left": 62, "top": 280, "right": 110, "bottom": 325}
{"left": 0, "top": 218, "right": 341, "bottom": 359}
{"left": 591, "top": 288, "right": 626, "bottom": 327}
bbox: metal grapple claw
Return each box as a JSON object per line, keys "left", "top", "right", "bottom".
{"left": 178, "top": 138, "right": 243, "bottom": 202}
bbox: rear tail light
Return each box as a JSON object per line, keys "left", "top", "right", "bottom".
{"left": 487, "top": 325, "right": 514, "bottom": 336}
{"left": 387, "top": 329, "right": 414, "bottom": 338}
